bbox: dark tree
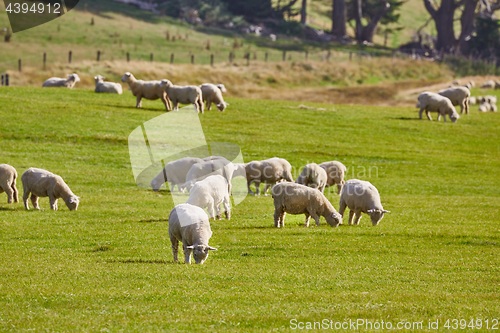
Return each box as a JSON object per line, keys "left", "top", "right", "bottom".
{"left": 331, "top": 0, "right": 347, "bottom": 38}
{"left": 423, "top": 0, "right": 460, "bottom": 53}
{"left": 300, "top": 0, "right": 307, "bottom": 24}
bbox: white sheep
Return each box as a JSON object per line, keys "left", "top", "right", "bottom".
{"left": 319, "top": 161, "right": 347, "bottom": 194}
{"left": 150, "top": 157, "right": 204, "bottom": 192}
{"left": 161, "top": 79, "right": 204, "bottom": 113}
{"left": 200, "top": 83, "right": 228, "bottom": 112}
{"left": 437, "top": 86, "right": 471, "bottom": 114}
{"left": 480, "top": 80, "right": 497, "bottom": 89}
{"left": 184, "top": 158, "right": 235, "bottom": 193}
{"left": 479, "top": 102, "right": 497, "bottom": 112}
{"left": 271, "top": 182, "right": 342, "bottom": 228}
{"left": 245, "top": 157, "right": 294, "bottom": 195}
{"left": 187, "top": 175, "right": 231, "bottom": 220}
{"left": 296, "top": 163, "right": 328, "bottom": 193}
{"left": 94, "top": 75, "right": 123, "bottom": 94}
{"left": 0, "top": 164, "right": 18, "bottom": 204}
{"left": 42, "top": 73, "right": 80, "bottom": 88}
{"left": 338, "top": 179, "right": 389, "bottom": 226}
{"left": 21, "top": 168, "right": 79, "bottom": 211}
{"left": 416, "top": 91, "right": 460, "bottom": 122}
{"left": 168, "top": 203, "right": 217, "bottom": 264}
{"left": 121, "top": 72, "right": 171, "bottom": 111}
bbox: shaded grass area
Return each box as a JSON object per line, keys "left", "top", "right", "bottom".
{"left": 0, "top": 87, "right": 499, "bottom": 332}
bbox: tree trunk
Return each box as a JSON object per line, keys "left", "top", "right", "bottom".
{"left": 300, "top": 0, "right": 307, "bottom": 24}
{"left": 331, "top": 0, "right": 347, "bottom": 38}
{"left": 458, "top": 0, "right": 479, "bottom": 54}
{"left": 423, "top": 0, "right": 458, "bottom": 53}
{"left": 353, "top": 0, "right": 363, "bottom": 41}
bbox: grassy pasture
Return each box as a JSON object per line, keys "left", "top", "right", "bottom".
{"left": 0, "top": 87, "right": 499, "bottom": 332}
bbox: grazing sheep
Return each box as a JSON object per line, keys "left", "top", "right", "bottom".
{"left": 469, "top": 96, "right": 478, "bottom": 105}
{"left": 480, "top": 80, "right": 497, "bottom": 89}
{"left": 187, "top": 175, "right": 231, "bottom": 220}
{"left": 21, "top": 168, "right": 79, "bottom": 211}
{"left": 296, "top": 163, "right": 328, "bottom": 193}
{"left": 438, "top": 86, "right": 471, "bottom": 114}
{"left": 42, "top": 73, "right": 80, "bottom": 88}
{"left": 338, "top": 179, "right": 389, "bottom": 226}
{"left": 121, "top": 72, "right": 171, "bottom": 111}
{"left": 150, "top": 157, "right": 204, "bottom": 192}
{"left": 271, "top": 182, "right": 342, "bottom": 228}
{"left": 480, "top": 95, "right": 497, "bottom": 104}
{"left": 245, "top": 157, "right": 294, "bottom": 195}
{"left": 161, "top": 79, "right": 204, "bottom": 113}
{"left": 0, "top": 164, "right": 18, "bottom": 204}
{"left": 94, "top": 75, "right": 123, "bottom": 94}
{"left": 184, "top": 158, "right": 235, "bottom": 193}
{"left": 200, "top": 83, "right": 228, "bottom": 112}
{"left": 416, "top": 91, "right": 460, "bottom": 123}
{"left": 479, "top": 102, "right": 498, "bottom": 112}
{"left": 168, "top": 203, "right": 217, "bottom": 264}
{"left": 319, "top": 161, "right": 347, "bottom": 194}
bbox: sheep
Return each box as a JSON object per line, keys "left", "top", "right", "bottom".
{"left": 200, "top": 83, "right": 228, "bottom": 112}
{"left": 42, "top": 73, "right": 80, "bottom": 88}
{"left": 184, "top": 158, "right": 235, "bottom": 193}
{"left": 168, "top": 203, "right": 217, "bottom": 264}
{"left": 479, "top": 102, "right": 497, "bottom": 112}
{"left": 319, "top": 161, "right": 347, "bottom": 194}
{"left": 150, "top": 157, "right": 204, "bottom": 192}
{"left": 437, "top": 86, "right": 471, "bottom": 114}
{"left": 21, "top": 168, "right": 79, "bottom": 211}
{"left": 161, "top": 79, "right": 204, "bottom": 113}
{"left": 480, "top": 95, "right": 497, "bottom": 104}
{"left": 480, "top": 80, "right": 497, "bottom": 89}
{"left": 271, "top": 182, "right": 342, "bottom": 228}
{"left": 94, "top": 75, "right": 123, "bottom": 94}
{"left": 416, "top": 91, "right": 460, "bottom": 123}
{"left": 0, "top": 164, "right": 18, "bottom": 204}
{"left": 245, "top": 157, "right": 294, "bottom": 195}
{"left": 187, "top": 175, "right": 231, "bottom": 220}
{"left": 338, "top": 179, "right": 389, "bottom": 226}
{"left": 121, "top": 72, "right": 171, "bottom": 111}
{"left": 296, "top": 163, "right": 328, "bottom": 193}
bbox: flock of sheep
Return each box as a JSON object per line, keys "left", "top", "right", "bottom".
{"left": 148, "top": 156, "right": 389, "bottom": 264}
{"left": 41, "top": 72, "right": 229, "bottom": 113}
{"left": 416, "top": 79, "right": 498, "bottom": 122}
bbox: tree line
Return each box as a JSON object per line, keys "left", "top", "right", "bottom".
{"left": 154, "top": 0, "right": 500, "bottom": 60}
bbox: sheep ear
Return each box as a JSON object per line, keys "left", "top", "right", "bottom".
{"left": 383, "top": 210, "right": 390, "bottom": 213}
{"left": 208, "top": 246, "right": 217, "bottom": 251}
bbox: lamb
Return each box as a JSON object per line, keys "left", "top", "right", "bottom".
{"left": 319, "top": 161, "right": 347, "bottom": 194}
{"left": 338, "top": 179, "right": 389, "bottom": 226}
{"left": 200, "top": 83, "right": 228, "bottom": 112}
{"left": 416, "top": 91, "right": 460, "bottom": 123}
{"left": 21, "top": 168, "right": 79, "bottom": 211}
{"left": 187, "top": 175, "right": 231, "bottom": 220}
{"left": 94, "top": 75, "right": 123, "bottom": 94}
{"left": 0, "top": 164, "right": 18, "bottom": 204}
{"left": 121, "top": 72, "right": 171, "bottom": 111}
{"left": 479, "top": 102, "right": 497, "bottom": 112}
{"left": 184, "top": 158, "right": 235, "bottom": 193}
{"left": 296, "top": 163, "right": 328, "bottom": 193}
{"left": 161, "top": 79, "right": 204, "bottom": 113}
{"left": 271, "top": 182, "right": 342, "bottom": 228}
{"left": 150, "top": 157, "right": 204, "bottom": 192}
{"left": 42, "top": 73, "right": 80, "bottom": 88}
{"left": 437, "top": 86, "right": 471, "bottom": 114}
{"left": 168, "top": 203, "right": 217, "bottom": 264}
{"left": 245, "top": 157, "right": 294, "bottom": 195}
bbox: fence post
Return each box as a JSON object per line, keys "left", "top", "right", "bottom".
{"left": 229, "top": 52, "right": 234, "bottom": 64}
{"left": 43, "top": 52, "right": 47, "bottom": 70}
{"left": 97, "top": 50, "right": 101, "bottom": 62}
{"left": 190, "top": 54, "right": 195, "bottom": 64}
{"left": 245, "top": 52, "right": 250, "bottom": 66}
{"left": 18, "top": 59, "right": 22, "bottom": 72}
{"left": 68, "top": 50, "right": 72, "bottom": 64}
{"left": 265, "top": 52, "right": 269, "bottom": 62}
{"left": 126, "top": 52, "right": 130, "bottom": 62}
{"left": 210, "top": 54, "right": 214, "bottom": 67}
{"left": 305, "top": 50, "right": 308, "bottom": 61}
{"left": 150, "top": 53, "right": 154, "bottom": 62}
{"left": 170, "top": 53, "right": 174, "bottom": 64}
{"left": 1, "top": 74, "right": 4, "bottom": 86}
{"left": 282, "top": 50, "right": 286, "bottom": 61}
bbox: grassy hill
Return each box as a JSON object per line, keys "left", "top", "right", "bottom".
{"left": 0, "top": 86, "right": 499, "bottom": 331}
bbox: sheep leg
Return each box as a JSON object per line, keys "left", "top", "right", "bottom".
{"left": 136, "top": 96, "right": 143, "bottom": 108}
{"left": 30, "top": 194, "right": 40, "bottom": 210}
{"left": 418, "top": 108, "right": 425, "bottom": 119}
{"left": 304, "top": 213, "right": 311, "bottom": 227}
{"left": 263, "top": 183, "right": 271, "bottom": 196}
{"left": 161, "top": 94, "right": 172, "bottom": 111}
{"left": 4, "top": 185, "right": 14, "bottom": 204}
{"left": 183, "top": 245, "right": 192, "bottom": 264}
{"left": 11, "top": 183, "right": 18, "bottom": 203}
{"left": 49, "top": 195, "right": 58, "bottom": 211}
{"left": 206, "top": 98, "right": 212, "bottom": 111}
{"left": 353, "top": 210, "right": 362, "bottom": 225}
{"left": 310, "top": 212, "right": 321, "bottom": 226}
{"left": 223, "top": 196, "right": 231, "bottom": 220}
{"left": 170, "top": 237, "right": 179, "bottom": 262}
{"left": 196, "top": 98, "right": 204, "bottom": 114}
{"left": 425, "top": 110, "right": 432, "bottom": 121}
{"left": 464, "top": 99, "right": 469, "bottom": 114}
{"left": 348, "top": 210, "right": 355, "bottom": 225}
{"left": 22, "top": 189, "right": 31, "bottom": 210}
{"left": 274, "top": 206, "right": 284, "bottom": 227}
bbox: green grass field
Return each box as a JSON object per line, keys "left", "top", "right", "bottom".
{"left": 0, "top": 87, "right": 499, "bottom": 332}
